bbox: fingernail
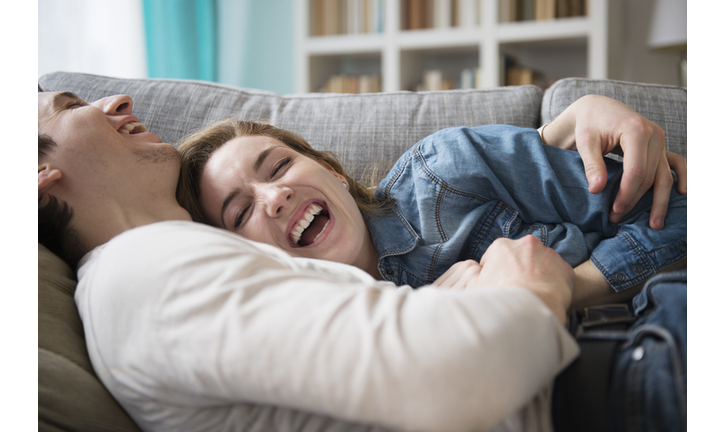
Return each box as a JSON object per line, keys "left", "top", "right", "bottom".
{"left": 655, "top": 217, "right": 664, "bottom": 229}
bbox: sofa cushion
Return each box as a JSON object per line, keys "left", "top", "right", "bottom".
{"left": 542, "top": 78, "right": 686, "bottom": 158}
{"left": 39, "top": 72, "right": 543, "bottom": 182}
{"left": 38, "top": 244, "right": 141, "bottom": 432}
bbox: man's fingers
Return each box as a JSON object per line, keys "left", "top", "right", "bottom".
{"left": 646, "top": 153, "right": 675, "bottom": 229}
{"left": 610, "top": 119, "right": 667, "bottom": 221}
{"left": 433, "top": 260, "right": 480, "bottom": 290}
{"left": 610, "top": 136, "right": 655, "bottom": 221}
{"left": 575, "top": 130, "right": 608, "bottom": 194}
{"left": 667, "top": 151, "right": 687, "bottom": 195}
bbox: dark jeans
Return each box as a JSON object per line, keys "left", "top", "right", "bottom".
{"left": 553, "top": 270, "right": 687, "bottom": 432}
{"left": 608, "top": 270, "right": 687, "bottom": 431}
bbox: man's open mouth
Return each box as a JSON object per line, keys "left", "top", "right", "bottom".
{"left": 120, "top": 122, "right": 148, "bottom": 134}
{"left": 290, "top": 203, "right": 330, "bottom": 247}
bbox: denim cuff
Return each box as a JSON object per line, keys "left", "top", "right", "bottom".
{"left": 590, "top": 233, "right": 687, "bottom": 292}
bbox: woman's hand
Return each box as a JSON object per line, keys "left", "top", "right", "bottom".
{"left": 541, "top": 94, "right": 687, "bottom": 229}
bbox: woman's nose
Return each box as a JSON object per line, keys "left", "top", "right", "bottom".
{"left": 258, "top": 185, "right": 292, "bottom": 217}
{"left": 92, "top": 94, "right": 134, "bottom": 115}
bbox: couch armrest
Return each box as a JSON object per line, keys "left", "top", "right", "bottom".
{"left": 542, "top": 78, "right": 686, "bottom": 158}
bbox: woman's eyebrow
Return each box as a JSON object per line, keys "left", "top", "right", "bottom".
{"left": 254, "top": 145, "right": 284, "bottom": 172}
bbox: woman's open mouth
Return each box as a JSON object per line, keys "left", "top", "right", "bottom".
{"left": 290, "top": 203, "right": 331, "bottom": 247}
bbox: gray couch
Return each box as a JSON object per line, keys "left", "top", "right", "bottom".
{"left": 37, "top": 72, "right": 686, "bottom": 431}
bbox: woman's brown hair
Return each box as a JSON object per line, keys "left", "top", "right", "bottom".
{"left": 176, "top": 119, "right": 392, "bottom": 225}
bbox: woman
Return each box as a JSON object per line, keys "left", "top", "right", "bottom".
{"left": 176, "top": 96, "right": 686, "bottom": 307}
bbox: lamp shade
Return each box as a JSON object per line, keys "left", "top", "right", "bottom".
{"left": 648, "top": 0, "right": 687, "bottom": 50}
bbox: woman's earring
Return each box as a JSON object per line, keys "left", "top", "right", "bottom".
{"left": 342, "top": 182, "right": 348, "bottom": 190}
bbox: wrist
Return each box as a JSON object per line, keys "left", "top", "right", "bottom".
{"left": 540, "top": 115, "right": 577, "bottom": 150}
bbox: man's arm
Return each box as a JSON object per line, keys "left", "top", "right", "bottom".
{"left": 82, "top": 223, "right": 579, "bottom": 432}
{"left": 540, "top": 94, "right": 687, "bottom": 229}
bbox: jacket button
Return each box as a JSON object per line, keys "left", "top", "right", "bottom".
{"left": 680, "top": 243, "right": 687, "bottom": 253}
{"left": 615, "top": 273, "right": 626, "bottom": 282}
{"left": 631, "top": 346, "right": 645, "bottom": 361}
{"left": 386, "top": 269, "right": 394, "bottom": 276}
{"left": 634, "top": 265, "right": 644, "bottom": 274}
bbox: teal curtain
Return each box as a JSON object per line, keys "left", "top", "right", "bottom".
{"left": 143, "top": 0, "right": 217, "bottom": 81}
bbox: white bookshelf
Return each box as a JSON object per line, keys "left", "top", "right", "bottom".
{"left": 294, "top": 0, "right": 622, "bottom": 93}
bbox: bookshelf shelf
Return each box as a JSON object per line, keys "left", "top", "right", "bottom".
{"left": 496, "top": 17, "right": 590, "bottom": 42}
{"left": 294, "top": 0, "right": 622, "bottom": 93}
{"left": 306, "top": 34, "right": 385, "bottom": 54}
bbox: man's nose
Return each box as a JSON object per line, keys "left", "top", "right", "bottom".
{"left": 92, "top": 94, "right": 134, "bottom": 115}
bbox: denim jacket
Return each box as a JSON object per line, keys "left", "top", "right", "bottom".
{"left": 366, "top": 125, "right": 687, "bottom": 291}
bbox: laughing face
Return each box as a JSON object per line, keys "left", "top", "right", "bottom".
{"left": 198, "top": 135, "right": 378, "bottom": 273}
{"left": 38, "top": 91, "right": 181, "bottom": 200}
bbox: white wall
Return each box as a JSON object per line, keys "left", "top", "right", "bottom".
{"left": 216, "top": 0, "right": 294, "bottom": 94}
{"left": 38, "top": 0, "right": 148, "bottom": 79}
{"left": 617, "top": 0, "right": 684, "bottom": 86}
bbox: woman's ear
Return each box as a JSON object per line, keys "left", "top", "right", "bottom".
{"left": 38, "top": 164, "right": 62, "bottom": 198}
{"left": 320, "top": 161, "right": 346, "bottom": 182}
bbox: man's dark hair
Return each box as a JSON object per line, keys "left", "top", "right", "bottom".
{"left": 38, "top": 134, "right": 84, "bottom": 268}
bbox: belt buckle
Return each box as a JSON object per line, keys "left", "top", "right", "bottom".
{"left": 574, "top": 303, "right": 636, "bottom": 337}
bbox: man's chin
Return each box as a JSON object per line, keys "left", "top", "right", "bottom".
{"left": 134, "top": 140, "right": 180, "bottom": 164}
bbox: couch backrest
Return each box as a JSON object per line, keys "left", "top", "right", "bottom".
{"left": 39, "top": 72, "right": 543, "bottom": 182}
{"left": 542, "top": 78, "right": 687, "bottom": 158}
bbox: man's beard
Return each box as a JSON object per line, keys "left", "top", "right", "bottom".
{"left": 133, "top": 143, "right": 181, "bottom": 165}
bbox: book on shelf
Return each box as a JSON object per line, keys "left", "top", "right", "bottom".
{"left": 319, "top": 74, "right": 382, "bottom": 93}
{"left": 414, "top": 68, "right": 484, "bottom": 91}
{"left": 499, "top": 0, "right": 586, "bottom": 23}
{"left": 401, "top": 0, "right": 480, "bottom": 30}
{"left": 503, "top": 55, "right": 561, "bottom": 88}
{"left": 311, "top": 0, "right": 384, "bottom": 36}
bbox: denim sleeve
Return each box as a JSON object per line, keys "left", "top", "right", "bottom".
{"left": 416, "top": 125, "right": 686, "bottom": 292}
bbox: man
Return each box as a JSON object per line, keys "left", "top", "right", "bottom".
{"left": 38, "top": 90, "right": 685, "bottom": 432}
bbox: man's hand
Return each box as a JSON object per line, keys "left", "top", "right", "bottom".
{"left": 433, "top": 236, "right": 574, "bottom": 324}
{"left": 541, "top": 94, "right": 687, "bottom": 229}
{"left": 433, "top": 260, "right": 487, "bottom": 291}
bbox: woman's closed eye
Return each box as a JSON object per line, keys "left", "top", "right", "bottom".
{"left": 233, "top": 204, "right": 250, "bottom": 230}
{"left": 271, "top": 156, "right": 293, "bottom": 178}
{"left": 232, "top": 156, "right": 294, "bottom": 230}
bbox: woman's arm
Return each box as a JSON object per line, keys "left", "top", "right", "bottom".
{"left": 540, "top": 94, "right": 687, "bottom": 230}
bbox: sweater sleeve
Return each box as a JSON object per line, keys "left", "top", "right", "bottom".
{"left": 77, "top": 221, "right": 579, "bottom": 432}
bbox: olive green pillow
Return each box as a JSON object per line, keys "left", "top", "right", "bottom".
{"left": 38, "top": 244, "right": 140, "bottom": 432}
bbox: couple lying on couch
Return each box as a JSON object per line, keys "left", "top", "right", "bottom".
{"left": 38, "top": 89, "right": 686, "bottom": 432}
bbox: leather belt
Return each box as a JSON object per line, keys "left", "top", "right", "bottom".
{"left": 552, "top": 304, "right": 636, "bottom": 432}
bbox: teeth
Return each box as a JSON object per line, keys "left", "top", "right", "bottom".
{"left": 312, "top": 220, "right": 330, "bottom": 243}
{"left": 291, "top": 204, "right": 325, "bottom": 245}
{"left": 119, "top": 122, "right": 148, "bottom": 135}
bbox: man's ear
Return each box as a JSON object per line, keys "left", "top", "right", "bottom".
{"left": 38, "top": 164, "right": 62, "bottom": 198}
